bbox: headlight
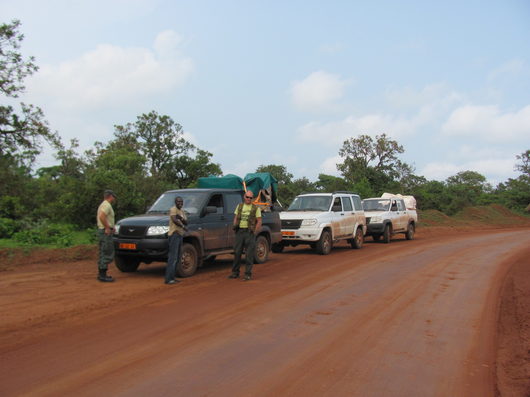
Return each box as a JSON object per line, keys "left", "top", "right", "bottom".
{"left": 301, "top": 219, "right": 317, "bottom": 226}
{"left": 146, "top": 226, "right": 169, "bottom": 236}
{"left": 370, "top": 216, "right": 382, "bottom": 223}
{"left": 114, "top": 224, "right": 120, "bottom": 234}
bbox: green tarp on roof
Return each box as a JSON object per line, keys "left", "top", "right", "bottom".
{"left": 244, "top": 172, "right": 278, "bottom": 202}
{"left": 197, "top": 172, "right": 278, "bottom": 203}
{"left": 197, "top": 174, "right": 243, "bottom": 190}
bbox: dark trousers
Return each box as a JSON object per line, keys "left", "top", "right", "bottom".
{"left": 97, "top": 229, "right": 114, "bottom": 271}
{"left": 165, "top": 233, "right": 183, "bottom": 282}
{"left": 232, "top": 228, "right": 255, "bottom": 276}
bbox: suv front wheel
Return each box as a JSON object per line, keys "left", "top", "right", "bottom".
{"left": 316, "top": 230, "right": 332, "bottom": 255}
{"left": 177, "top": 243, "right": 199, "bottom": 277}
{"left": 115, "top": 255, "right": 140, "bottom": 272}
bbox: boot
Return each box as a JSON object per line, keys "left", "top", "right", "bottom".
{"left": 98, "top": 269, "right": 114, "bottom": 282}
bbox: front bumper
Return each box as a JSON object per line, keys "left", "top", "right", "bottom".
{"left": 366, "top": 223, "right": 385, "bottom": 235}
{"left": 281, "top": 226, "right": 322, "bottom": 242}
{"left": 113, "top": 237, "right": 169, "bottom": 260}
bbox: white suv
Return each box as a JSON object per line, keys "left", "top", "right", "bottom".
{"left": 274, "top": 192, "right": 366, "bottom": 255}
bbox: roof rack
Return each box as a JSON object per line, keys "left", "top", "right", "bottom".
{"left": 332, "top": 191, "right": 357, "bottom": 195}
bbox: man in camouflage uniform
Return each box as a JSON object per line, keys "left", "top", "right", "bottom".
{"left": 97, "top": 190, "right": 117, "bottom": 282}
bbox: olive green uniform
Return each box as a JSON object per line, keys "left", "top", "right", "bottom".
{"left": 97, "top": 200, "right": 115, "bottom": 271}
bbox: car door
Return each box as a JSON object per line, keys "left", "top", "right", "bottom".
{"left": 340, "top": 196, "right": 355, "bottom": 237}
{"left": 351, "top": 195, "right": 365, "bottom": 233}
{"left": 396, "top": 199, "right": 408, "bottom": 231}
{"left": 201, "top": 193, "right": 229, "bottom": 251}
{"left": 225, "top": 192, "right": 243, "bottom": 249}
{"left": 330, "top": 196, "right": 344, "bottom": 238}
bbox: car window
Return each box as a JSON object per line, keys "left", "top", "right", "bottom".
{"left": 397, "top": 200, "right": 405, "bottom": 211}
{"left": 225, "top": 193, "right": 242, "bottom": 214}
{"left": 342, "top": 196, "right": 353, "bottom": 211}
{"left": 352, "top": 196, "right": 362, "bottom": 211}
{"left": 332, "top": 197, "right": 342, "bottom": 212}
{"left": 206, "top": 194, "right": 224, "bottom": 214}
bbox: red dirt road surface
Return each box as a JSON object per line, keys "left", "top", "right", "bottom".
{"left": 1, "top": 228, "right": 529, "bottom": 397}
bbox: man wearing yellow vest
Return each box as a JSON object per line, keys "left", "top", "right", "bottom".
{"left": 228, "top": 190, "right": 262, "bottom": 281}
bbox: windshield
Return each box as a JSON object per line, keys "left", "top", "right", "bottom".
{"left": 362, "top": 199, "right": 391, "bottom": 212}
{"left": 287, "top": 195, "right": 332, "bottom": 211}
{"left": 148, "top": 192, "right": 206, "bottom": 215}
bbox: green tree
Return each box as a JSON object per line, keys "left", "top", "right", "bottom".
{"left": 515, "top": 150, "right": 530, "bottom": 176}
{"left": 315, "top": 173, "right": 351, "bottom": 192}
{"left": 113, "top": 111, "right": 193, "bottom": 178}
{"left": 0, "top": 20, "right": 59, "bottom": 164}
{"left": 171, "top": 148, "right": 222, "bottom": 188}
{"left": 283, "top": 177, "right": 317, "bottom": 206}
{"left": 337, "top": 133, "right": 413, "bottom": 194}
{"left": 493, "top": 150, "right": 530, "bottom": 213}
{"left": 445, "top": 171, "right": 491, "bottom": 214}
{"left": 255, "top": 164, "right": 294, "bottom": 204}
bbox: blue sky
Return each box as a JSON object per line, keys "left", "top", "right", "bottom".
{"left": 2, "top": 0, "right": 529, "bottom": 185}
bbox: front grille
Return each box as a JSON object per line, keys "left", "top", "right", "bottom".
{"left": 119, "top": 226, "right": 147, "bottom": 238}
{"left": 281, "top": 219, "right": 302, "bottom": 230}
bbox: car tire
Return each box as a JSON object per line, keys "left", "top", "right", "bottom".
{"left": 177, "top": 242, "right": 199, "bottom": 277}
{"left": 115, "top": 255, "right": 140, "bottom": 272}
{"left": 382, "top": 224, "right": 391, "bottom": 243}
{"left": 254, "top": 235, "right": 270, "bottom": 264}
{"left": 350, "top": 227, "right": 364, "bottom": 249}
{"left": 316, "top": 230, "right": 332, "bottom": 255}
{"left": 271, "top": 242, "right": 284, "bottom": 253}
{"left": 405, "top": 223, "right": 415, "bottom": 240}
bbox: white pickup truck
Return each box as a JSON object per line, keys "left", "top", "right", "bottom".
{"left": 362, "top": 194, "right": 418, "bottom": 243}
{"left": 275, "top": 191, "right": 366, "bottom": 255}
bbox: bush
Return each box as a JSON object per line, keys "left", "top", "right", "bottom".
{"left": 12, "top": 222, "right": 75, "bottom": 247}
{"left": 0, "top": 218, "right": 18, "bottom": 238}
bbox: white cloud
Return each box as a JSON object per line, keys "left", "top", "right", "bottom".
{"left": 290, "top": 71, "right": 349, "bottom": 112}
{"left": 295, "top": 83, "right": 466, "bottom": 146}
{"left": 296, "top": 112, "right": 424, "bottom": 146}
{"left": 384, "top": 83, "right": 463, "bottom": 111}
{"left": 320, "top": 155, "right": 342, "bottom": 175}
{"left": 421, "top": 158, "right": 517, "bottom": 183}
{"left": 441, "top": 104, "right": 530, "bottom": 142}
{"left": 488, "top": 59, "right": 526, "bottom": 82}
{"left": 26, "top": 30, "right": 193, "bottom": 110}
{"left": 182, "top": 131, "right": 198, "bottom": 146}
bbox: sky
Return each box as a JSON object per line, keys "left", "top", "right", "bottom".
{"left": 1, "top": 0, "right": 529, "bottom": 186}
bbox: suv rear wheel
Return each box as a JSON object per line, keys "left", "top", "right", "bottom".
{"left": 350, "top": 227, "right": 364, "bottom": 249}
{"left": 254, "top": 235, "right": 270, "bottom": 264}
{"left": 405, "top": 223, "right": 415, "bottom": 240}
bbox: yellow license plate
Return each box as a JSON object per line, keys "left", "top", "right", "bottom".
{"left": 119, "top": 243, "right": 137, "bottom": 250}
{"left": 282, "top": 231, "right": 295, "bottom": 236}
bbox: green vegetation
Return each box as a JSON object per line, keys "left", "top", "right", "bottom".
{"left": 0, "top": 20, "right": 528, "bottom": 250}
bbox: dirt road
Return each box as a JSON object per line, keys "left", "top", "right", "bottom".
{"left": 1, "top": 228, "right": 529, "bottom": 397}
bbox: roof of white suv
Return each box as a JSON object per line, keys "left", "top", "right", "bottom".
{"left": 297, "top": 192, "right": 359, "bottom": 197}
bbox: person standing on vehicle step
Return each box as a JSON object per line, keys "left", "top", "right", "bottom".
{"left": 97, "top": 190, "right": 117, "bottom": 282}
{"left": 165, "top": 196, "right": 187, "bottom": 285}
{"left": 228, "top": 191, "right": 262, "bottom": 281}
